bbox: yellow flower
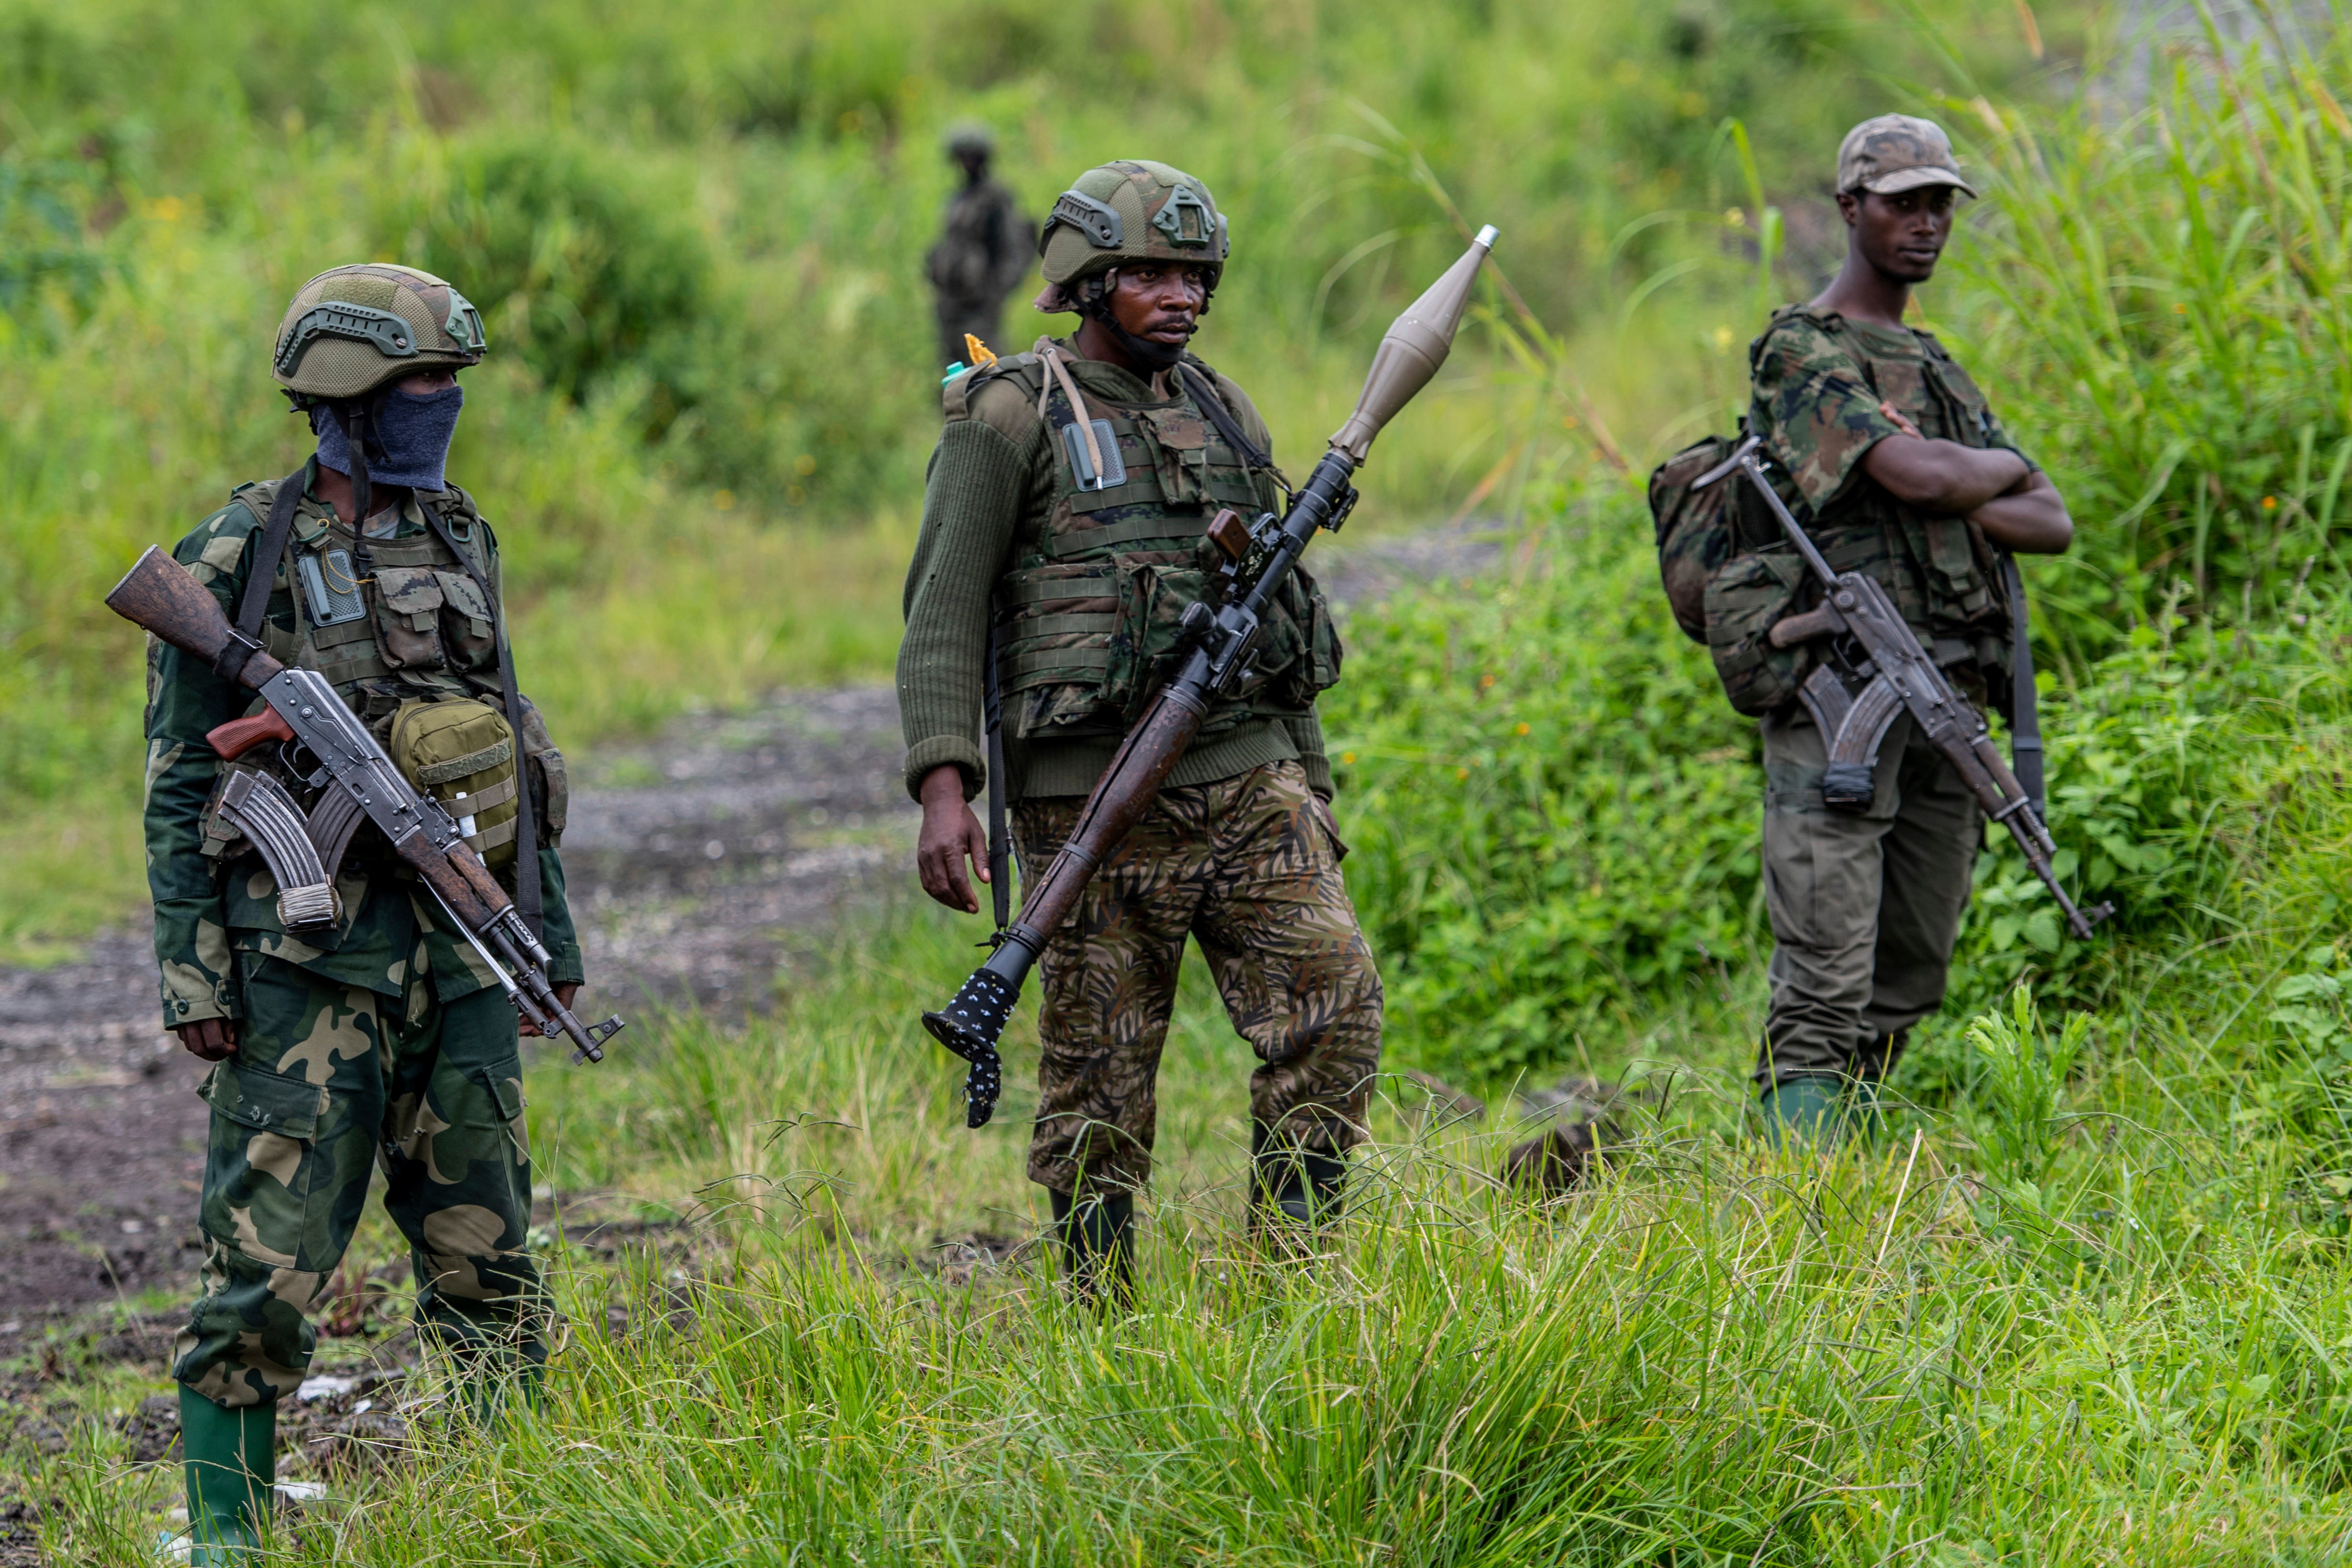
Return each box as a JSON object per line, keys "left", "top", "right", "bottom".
{"left": 1456, "top": 767, "right": 1469, "bottom": 781}
{"left": 1515, "top": 722, "right": 1531, "bottom": 735}
{"left": 1341, "top": 752, "right": 1357, "bottom": 765}
{"left": 2262, "top": 495, "right": 2279, "bottom": 510}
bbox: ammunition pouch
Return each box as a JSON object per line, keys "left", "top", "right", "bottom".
{"left": 385, "top": 696, "right": 521, "bottom": 869}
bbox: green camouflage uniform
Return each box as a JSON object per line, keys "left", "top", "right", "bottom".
{"left": 1744, "top": 306, "right": 2034, "bottom": 1085}
{"left": 900, "top": 328, "right": 1381, "bottom": 1195}
{"left": 148, "top": 462, "right": 580, "bottom": 1406}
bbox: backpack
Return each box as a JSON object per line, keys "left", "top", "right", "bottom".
{"left": 1647, "top": 432, "right": 1742, "bottom": 644}
{"left": 1646, "top": 424, "right": 1819, "bottom": 717}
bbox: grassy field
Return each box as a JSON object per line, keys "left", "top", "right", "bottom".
{"left": 27, "top": 0, "right": 2352, "bottom": 1561}
{"left": 0, "top": 0, "right": 2071, "bottom": 958}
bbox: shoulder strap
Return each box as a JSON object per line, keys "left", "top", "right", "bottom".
{"left": 2002, "top": 554, "right": 2045, "bottom": 815}
{"left": 233, "top": 470, "right": 310, "bottom": 641}
{"left": 1176, "top": 362, "right": 1275, "bottom": 475}
{"left": 421, "top": 499, "right": 542, "bottom": 936}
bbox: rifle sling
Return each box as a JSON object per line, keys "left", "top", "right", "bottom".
{"left": 233, "top": 469, "right": 310, "bottom": 643}
{"left": 2001, "top": 554, "right": 2046, "bottom": 817}
{"left": 1176, "top": 363, "right": 1286, "bottom": 493}
{"left": 983, "top": 621, "right": 1011, "bottom": 935}
{"left": 422, "top": 502, "right": 543, "bottom": 937}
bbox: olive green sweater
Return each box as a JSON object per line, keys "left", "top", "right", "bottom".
{"left": 897, "top": 345, "right": 1332, "bottom": 804}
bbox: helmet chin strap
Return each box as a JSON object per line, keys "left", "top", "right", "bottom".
{"left": 340, "top": 402, "right": 375, "bottom": 525}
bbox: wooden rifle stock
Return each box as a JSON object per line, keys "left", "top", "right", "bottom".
{"left": 105, "top": 546, "right": 285, "bottom": 691}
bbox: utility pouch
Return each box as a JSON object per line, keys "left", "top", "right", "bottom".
{"left": 1102, "top": 560, "right": 1216, "bottom": 718}
{"left": 372, "top": 566, "right": 448, "bottom": 670}
{"left": 196, "top": 764, "right": 261, "bottom": 862}
{"left": 385, "top": 697, "right": 520, "bottom": 868}
{"left": 1263, "top": 567, "right": 1343, "bottom": 708}
{"left": 1649, "top": 433, "right": 1740, "bottom": 644}
{"left": 1702, "top": 547, "right": 1815, "bottom": 717}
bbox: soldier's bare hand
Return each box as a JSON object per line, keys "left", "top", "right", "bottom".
{"left": 917, "top": 764, "right": 991, "bottom": 915}
{"left": 175, "top": 1018, "right": 238, "bottom": 1061}
{"left": 519, "top": 983, "right": 580, "bottom": 1038}
{"left": 1878, "top": 401, "right": 1925, "bottom": 440}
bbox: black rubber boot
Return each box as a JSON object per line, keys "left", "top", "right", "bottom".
{"left": 1249, "top": 1136, "right": 1348, "bottom": 1245}
{"left": 179, "top": 1384, "right": 273, "bottom": 1566}
{"left": 1049, "top": 1187, "right": 1135, "bottom": 1311}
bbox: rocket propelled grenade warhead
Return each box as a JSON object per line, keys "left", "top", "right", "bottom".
{"left": 1328, "top": 224, "right": 1497, "bottom": 463}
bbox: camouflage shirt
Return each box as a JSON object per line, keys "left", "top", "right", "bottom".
{"left": 144, "top": 460, "right": 583, "bottom": 1031}
{"left": 1747, "top": 306, "right": 2036, "bottom": 671}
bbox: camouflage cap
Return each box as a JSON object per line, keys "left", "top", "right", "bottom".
{"left": 1034, "top": 160, "right": 1228, "bottom": 313}
{"left": 1836, "top": 114, "right": 1977, "bottom": 199}
{"left": 271, "top": 263, "right": 487, "bottom": 402}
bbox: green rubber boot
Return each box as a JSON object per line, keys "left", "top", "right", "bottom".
{"left": 178, "top": 1385, "right": 273, "bottom": 1566}
{"left": 1758, "top": 1075, "right": 1846, "bottom": 1149}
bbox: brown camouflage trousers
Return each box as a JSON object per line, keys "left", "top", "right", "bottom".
{"left": 1013, "top": 760, "right": 1384, "bottom": 1196}
{"left": 172, "top": 951, "right": 544, "bottom": 1409}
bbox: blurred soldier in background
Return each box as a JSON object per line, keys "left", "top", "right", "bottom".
{"left": 926, "top": 125, "right": 1035, "bottom": 368}
{"left": 1744, "top": 116, "right": 2073, "bottom": 1142}
{"left": 147, "top": 264, "right": 583, "bottom": 1562}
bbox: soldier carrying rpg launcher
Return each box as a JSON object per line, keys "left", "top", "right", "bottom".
{"left": 899, "top": 153, "right": 1494, "bottom": 1307}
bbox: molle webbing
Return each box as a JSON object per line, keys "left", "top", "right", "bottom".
{"left": 1040, "top": 516, "right": 1213, "bottom": 557}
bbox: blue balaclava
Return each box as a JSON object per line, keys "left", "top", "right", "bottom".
{"left": 312, "top": 382, "right": 465, "bottom": 495}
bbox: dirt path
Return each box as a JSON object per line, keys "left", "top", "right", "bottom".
{"left": 0, "top": 522, "right": 1502, "bottom": 1327}
{"left": 0, "top": 687, "right": 917, "bottom": 1324}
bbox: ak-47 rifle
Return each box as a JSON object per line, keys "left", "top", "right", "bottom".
{"left": 1694, "top": 433, "right": 2113, "bottom": 941}
{"left": 924, "top": 226, "right": 1500, "bottom": 1127}
{"left": 106, "top": 547, "right": 624, "bottom": 1064}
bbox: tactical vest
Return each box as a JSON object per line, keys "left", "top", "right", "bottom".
{"left": 198, "top": 478, "right": 560, "bottom": 868}
{"left": 1752, "top": 306, "right": 2014, "bottom": 674}
{"left": 957, "top": 353, "right": 1343, "bottom": 741}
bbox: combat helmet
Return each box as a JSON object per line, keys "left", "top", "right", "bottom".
{"left": 1034, "top": 160, "right": 1229, "bottom": 313}
{"left": 271, "top": 263, "right": 487, "bottom": 404}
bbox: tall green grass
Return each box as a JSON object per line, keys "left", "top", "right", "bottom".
{"left": 30, "top": 898, "right": 2352, "bottom": 1562}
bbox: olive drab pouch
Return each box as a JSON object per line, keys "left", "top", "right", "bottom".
{"left": 1702, "top": 547, "right": 1815, "bottom": 718}
{"left": 372, "top": 565, "right": 447, "bottom": 670}
{"left": 1100, "top": 559, "right": 1214, "bottom": 719}
{"left": 386, "top": 697, "right": 521, "bottom": 868}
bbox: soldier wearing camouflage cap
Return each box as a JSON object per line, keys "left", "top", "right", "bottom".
{"left": 925, "top": 125, "right": 1036, "bottom": 369}
{"left": 1739, "top": 116, "right": 2072, "bottom": 1142}
{"left": 145, "top": 263, "right": 585, "bottom": 1561}
{"left": 898, "top": 160, "right": 1380, "bottom": 1304}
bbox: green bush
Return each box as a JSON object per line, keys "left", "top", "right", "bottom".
{"left": 391, "top": 134, "right": 713, "bottom": 408}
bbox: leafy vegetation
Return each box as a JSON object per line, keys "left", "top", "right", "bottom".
{"left": 0, "top": 0, "right": 2064, "bottom": 954}
{"left": 29, "top": 1, "right": 2352, "bottom": 1562}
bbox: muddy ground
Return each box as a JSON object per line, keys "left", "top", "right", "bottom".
{"left": 0, "top": 687, "right": 918, "bottom": 1329}
{"left": 0, "top": 524, "right": 1499, "bottom": 1331}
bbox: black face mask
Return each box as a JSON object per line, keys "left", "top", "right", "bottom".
{"left": 312, "top": 383, "right": 464, "bottom": 493}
